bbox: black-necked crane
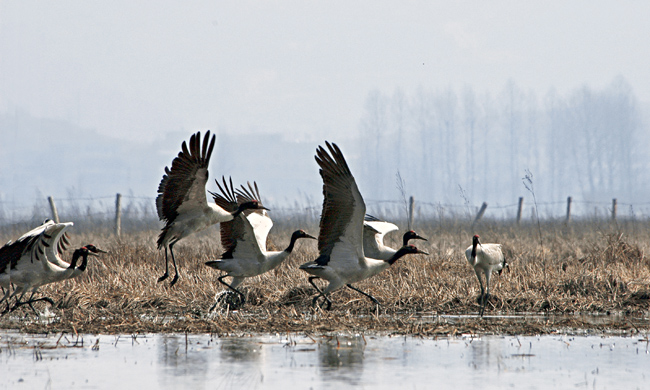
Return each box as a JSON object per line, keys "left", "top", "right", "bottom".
{"left": 299, "top": 142, "right": 428, "bottom": 310}
{"left": 11, "top": 223, "right": 106, "bottom": 312}
{"left": 156, "top": 131, "right": 267, "bottom": 287}
{"left": 0, "top": 219, "right": 56, "bottom": 310}
{"left": 2, "top": 221, "right": 106, "bottom": 313}
{"left": 464, "top": 234, "right": 508, "bottom": 316}
{"left": 363, "top": 214, "right": 428, "bottom": 261}
{"left": 205, "top": 178, "right": 315, "bottom": 309}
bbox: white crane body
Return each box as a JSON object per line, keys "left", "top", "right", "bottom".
{"left": 464, "top": 234, "right": 507, "bottom": 316}
{"left": 205, "top": 179, "right": 312, "bottom": 308}
{"left": 299, "top": 142, "right": 427, "bottom": 309}
{"left": 1, "top": 221, "right": 105, "bottom": 313}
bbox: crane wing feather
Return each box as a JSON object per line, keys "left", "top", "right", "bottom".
{"left": 235, "top": 181, "right": 271, "bottom": 251}
{"left": 156, "top": 131, "right": 216, "bottom": 224}
{"left": 210, "top": 176, "right": 243, "bottom": 256}
{"left": 227, "top": 213, "right": 266, "bottom": 260}
{"left": 314, "top": 142, "right": 366, "bottom": 267}
{"left": 0, "top": 220, "right": 56, "bottom": 273}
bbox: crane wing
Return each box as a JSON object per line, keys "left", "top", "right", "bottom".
{"left": 17, "top": 219, "right": 55, "bottom": 241}
{"left": 0, "top": 239, "right": 31, "bottom": 274}
{"left": 314, "top": 142, "right": 366, "bottom": 267}
{"left": 224, "top": 213, "right": 267, "bottom": 261}
{"left": 211, "top": 178, "right": 270, "bottom": 261}
{"left": 481, "top": 243, "right": 505, "bottom": 266}
{"left": 210, "top": 176, "right": 243, "bottom": 256}
{"left": 363, "top": 214, "right": 398, "bottom": 252}
{"left": 156, "top": 131, "right": 215, "bottom": 224}
{"left": 235, "top": 181, "right": 272, "bottom": 252}
{"left": 364, "top": 214, "right": 399, "bottom": 237}
{"left": 244, "top": 212, "right": 273, "bottom": 254}
{"left": 40, "top": 222, "right": 74, "bottom": 268}
{"left": 0, "top": 219, "right": 56, "bottom": 273}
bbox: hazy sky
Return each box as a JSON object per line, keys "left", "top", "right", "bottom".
{"left": 1, "top": 1, "right": 649, "bottom": 142}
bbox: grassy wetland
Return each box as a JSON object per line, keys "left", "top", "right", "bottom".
{"left": 1, "top": 216, "right": 649, "bottom": 336}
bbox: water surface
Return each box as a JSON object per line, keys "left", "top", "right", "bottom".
{"left": 1, "top": 330, "right": 648, "bottom": 389}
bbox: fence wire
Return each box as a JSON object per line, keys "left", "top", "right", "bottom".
{"left": 2, "top": 193, "right": 649, "bottom": 230}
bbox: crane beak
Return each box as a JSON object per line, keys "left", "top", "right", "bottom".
{"left": 414, "top": 234, "right": 427, "bottom": 241}
{"left": 417, "top": 249, "right": 429, "bottom": 256}
{"left": 88, "top": 247, "right": 108, "bottom": 256}
{"left": 305, "top": 233, "right": 317, "bottom": 240}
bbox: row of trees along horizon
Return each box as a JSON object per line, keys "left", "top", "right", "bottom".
{"left": 356, "top": 77, "right": 647, "bottom": 210}
{"left": 0, "top": 78, "right": 647, "bottom": 227}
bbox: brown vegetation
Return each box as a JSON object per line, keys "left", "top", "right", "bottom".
{"left": 1, "top": 219, "right": 649, "bottom": 336}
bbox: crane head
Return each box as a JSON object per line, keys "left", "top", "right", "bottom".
{"left": 387, "top": 245, "right": 429, "bottom": 265}
{"left": 402, "top": 230, "right": 427, "bottom": 246}
{"left": 81, "top": 244, "right": 108, "bottom": 257}
{"left": 292, "top": 229, "right": 317, "bottom": 241}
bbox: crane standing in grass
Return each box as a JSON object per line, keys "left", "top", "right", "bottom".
{"left": 465, "top": 234, "right": 508, "bottom": 316}
{"left": 156, "top": 131, "right": 267, "bottom": 287}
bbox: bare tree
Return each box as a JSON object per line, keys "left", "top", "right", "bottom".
{"left": 462, "top": 86, "right": 479, "bottom": 200}
{"left": 359, "top": 90, "right": 388, "bottom": 198}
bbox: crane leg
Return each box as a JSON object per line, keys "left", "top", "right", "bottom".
{"left": 474, "top": 268, "right": 486, "bottom": 316}
{"left": 0, "top": 288, "right": 11, "bottom": 316}
{"left": 9, "top": 289, "right": 27, "bottom": 311}
{"left": 480, "top": 271, "right": 493, "bottom": 317}
{"left": 11, "top": 291, "right": 54, "bottom": 315}
{"left": 169, "top": 243, "right": 179, "bottom": 287}
{"left": 308, "top": 277, "right": 331, "bottom": 310}
{"left": 157, "top": 246, "right": 170, "bottom": 282}
{"left": 347, "top": 284, "right": 380, "bottom": 306}
{"left": 215, "top": 275, "right": 246, "bottom": 309}
{"left": 0, "top": 287, "right": 9, "bottom": 308}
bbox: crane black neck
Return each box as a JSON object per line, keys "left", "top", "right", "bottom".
{"left": 471, "top": 237, "right": 480, "bottom": 258}
{"left": 402, "top": 232, "right": 411, "bottom": 246}
{"left": 284, "top": 231, "right": 302, "bottom": 253}
{"left": 69, "top": 249, "right": 83, "bottom": 269}
{"left": 72, "top": 248, "right": 90, "bottom": 272}
{"left": 386, "top": 247, "right": 410, "bottom": 265}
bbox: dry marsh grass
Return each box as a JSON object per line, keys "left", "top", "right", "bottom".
{"left": 1, "top": 219, "right": 649, "bottom": 336}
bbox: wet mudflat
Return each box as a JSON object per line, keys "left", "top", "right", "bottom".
{"left": 1, "top": 328, "right": 648, "bottom": 390}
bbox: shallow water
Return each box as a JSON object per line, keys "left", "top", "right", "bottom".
{"left": 1, "top": 330, "right": 648, "bottom": 389}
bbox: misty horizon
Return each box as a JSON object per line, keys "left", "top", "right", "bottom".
{"left": 2, "top": 2, "right": 649, "bottom": 224}
{"left": 1, "top": 77, "right": 648, "bottom": 225}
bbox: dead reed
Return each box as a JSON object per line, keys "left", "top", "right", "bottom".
{"left": 1, "top": 219, "right": 649, "bottom": 335}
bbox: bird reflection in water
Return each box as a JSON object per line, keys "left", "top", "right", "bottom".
{"left": 318, "top": 335, "right": 366, "bottom": 386}
{"left": 157, "top": 334, "right": 210, "bottom": 386}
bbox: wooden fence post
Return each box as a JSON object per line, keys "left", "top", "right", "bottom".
{"left": 516, "top": 197, "right": 524, "bottom": 225}
{"left": 474, "top": 202, "right": 488, "bottom": 223}
{"left": 115, "top": 193, "right": 122, "bottom": 236}
{"left": 611, "top": 198, "right": 617, "bottom": 220}
{"left": 48, "top": 196, "right": 60, "bottom": 223}
{"left": 565, "top": 196, "right": 572, "bottom": 223}
{"left": 408, "top": 196, "right": 414, "bottom": 229}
